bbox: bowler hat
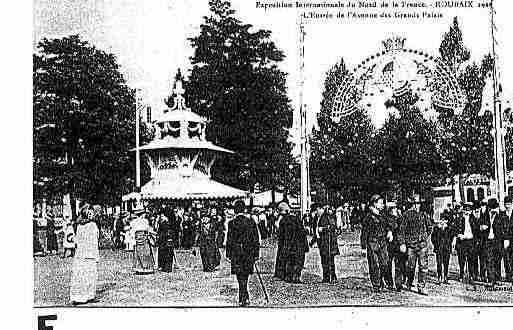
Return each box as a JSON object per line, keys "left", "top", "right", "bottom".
{"left": 472, "top": 201, "right": 481, "bottom": 210}
{"left": 487, "top": 198, "right": 499, "bottom": 209}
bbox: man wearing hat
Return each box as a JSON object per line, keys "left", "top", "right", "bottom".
{"left": 397, "top": 195, "right": 433, "bottom": 295}
{"left": 452, "top": 202, "right": 479, "bottom": 283}
{"left": 431, "top": 206, "right": 454, "bottom": 284}
{"left": 385, "top": 201, "right": 407, "bottom": 291}
{"left": 361, "top": 195, "right": 393, "bottom": 292}
{"left": 502, "top": 196, "right": 513, "bottom": 282}
{"left": 479, "top": 197, "right": 508, "bottom": 286}
{"left": 226, "top": 200, "right": 260, "bottom": 306}
{"left": 317, "top": 205, "right": 340, "bottom": 283}
{"left": 276, "top": 201, "right": 309, "bottom": 283}
{"left": 475, "top": 199, "right": 489, "bottom": 280}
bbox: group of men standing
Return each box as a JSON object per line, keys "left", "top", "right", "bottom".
{"left": 358, "top": 194, "right": 513, "bottom": 295}
{"left": 360, "top": 194, "right": 433, "bottom": 294}
{"left": 274, "top": 202, "right": 341, "bottom": 284}
{"left": 434, "top": 196, "right": 513, "bottom": 287}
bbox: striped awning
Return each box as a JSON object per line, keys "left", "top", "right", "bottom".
{"left": 140, "top": 177, "right": 248, "bottom": 201}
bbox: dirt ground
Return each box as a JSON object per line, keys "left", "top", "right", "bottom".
{"left": 34, "top": 231, "right": 513, "bottom": 307}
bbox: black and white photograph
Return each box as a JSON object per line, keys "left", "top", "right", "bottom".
{"left": 28, "top": 0, "right": 513, "bottom": 315}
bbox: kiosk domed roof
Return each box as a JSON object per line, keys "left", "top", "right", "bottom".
{"left": 156, "top": 79, "right": 207, "bottom": 124}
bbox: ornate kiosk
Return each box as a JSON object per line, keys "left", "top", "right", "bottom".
{"left": 137, "top": 78, "right": 247, "bottom": 202}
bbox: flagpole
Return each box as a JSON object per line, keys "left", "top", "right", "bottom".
{"left": 490, "top": 0, "right": 508, "bottom": 207}
{"left": 299, "top": 16, "right": 310, "bottom": 217}
{"left": 136, "top": 89, "right": 141, "bottom": 191}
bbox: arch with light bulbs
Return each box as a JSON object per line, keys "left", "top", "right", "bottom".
{"left": 330, "top": 39, "right": 468, "bottom": 123}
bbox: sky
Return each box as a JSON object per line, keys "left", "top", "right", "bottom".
{"left": 33, "top": 0, "right": 513, "bottom": 138}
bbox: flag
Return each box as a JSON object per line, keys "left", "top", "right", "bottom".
{"left": 478, "top": 74, "right": 494, "bottom": 116}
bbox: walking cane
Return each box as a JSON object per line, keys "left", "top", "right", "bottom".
{"left": 254, "top": 263, "right": 269, "bottom": 304}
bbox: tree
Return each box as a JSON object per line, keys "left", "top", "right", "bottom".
{"left": 184, "top": 0, "right": 294, "bottom": 193}
{"left": 439, "top": 17, "right": 470, "bottom": 73}
{"left": 33, "top": 35, "right": 152, "bottom": 214}
{"left": 438, "top": 18, "right": 496, "bottom": 187}
{"left": 310, "top": 59, "right": 377, "bottom": 202}
{"left": 376, "top": 91, "right": 446, "bottom": 199}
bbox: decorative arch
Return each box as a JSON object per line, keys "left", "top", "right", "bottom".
{"left": 331, "top": 37, "right": 467, "bottom": 123}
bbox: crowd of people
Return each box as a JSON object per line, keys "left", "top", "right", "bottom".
{"left": 34, "top": 194, "right": 513, "bottom": 306}
{"left": 433, "top": 196, "right": 513, "bottom": 287}
{"left": 33, "top": 211, "right": 76, "bottom": 258}
{"left": 357, "top": 194, "right": 513, "bottom": 294}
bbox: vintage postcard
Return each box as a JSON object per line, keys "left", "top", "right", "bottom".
{"left": 28, "top": 0, "right": 513, "bottom": 328}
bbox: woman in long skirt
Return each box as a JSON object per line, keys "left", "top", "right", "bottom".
{"left": 47, "top": 216, "right": 58, "bottom": 254}
{"left": 157, "top": 214, "right": 174, "bottom": 272}
{"left": 181, "top": 212, "right": 195, "bottom": 249}
{"left": 131, "top": 209, "right": 155, "bottom": 274}
{"left": 70, "top": 205, "right": 100, "bottom": 305}
{"left": 198, "top": 211, "right": 221, "bottom": 272}
{"left": 213, "top": 208, "right": 225, "bottom": 248}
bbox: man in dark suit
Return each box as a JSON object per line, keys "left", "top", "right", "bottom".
{"left": 503, "top": 196, "right": 513, "bottom": 282}
{"left": 318, "top": 205, "right": 340, "bottom": 283}
{"left": 226, "top": 200, "right": 260, "bottom": 306}
{"left": 277, "top": 201, "right": 309, "bottom": 283}
{"left": 474, "top": 200, "right": 488, "bottom": 281}
{"left": 452, "top": 202, "right": 479, "bottom": 283}
{"left": 431, "top": 209, "right": 454, "bottom": 284}
{"left": 479, "top": 198, "right": 508, "bottom": 286}
{"left": 397, "top": 195, "right": 433, "bottom": 295}
{"left": 361, "top": 195, "right": 393, "bottom": 292}
{"left": 386, "top": 202, "right": 407, "bottom": 290}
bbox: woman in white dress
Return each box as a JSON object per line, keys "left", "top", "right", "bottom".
{"left": 70, "top": 205, "right": 100, "bottom": 305}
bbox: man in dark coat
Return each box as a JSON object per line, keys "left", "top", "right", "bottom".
{"left": 317, "top": 205, "right": 340, "bottom": 283}
{"left": 274, "top": 205, "right": 287, "bottom": 280}
{"left": 157, "top": 213, "right": 175, "bottom": 272}
{"left": 452, "top": 202, "right": 480, "bottom": 283}
{"left": 197, "top": 210, "right": 221, "bottom": 272}
{"left": 277, "top": 202, "right": 309, "bottom": 283}
{"left": 386, "top": 202, "right": 406, "bottom": 291}
{"left": 503, "top": 196, "right": 513, "bottom": 282}
{"left": 361, "top": 195, "right": 393, "bottom": 292}
{"left": 226, "top": 200, "right": 260, "bottom": 306}
{"left": 398, "top": 196, "right": 433, "bottom": 295}
{"left": 479, "top": 198, "right": 508, "bottom": 286}
{"left": 351, "top": 202, "right": 367, "bottom": 231}
{"left": 181, "top": 209, "right": 195, "bottom": 249}
{"left": 431, "top": 209, "right": 454, "bottom": 284}
{"left": 474, "top": 200, "right": 488, "bottom": 281}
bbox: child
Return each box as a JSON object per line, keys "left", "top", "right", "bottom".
{"left": 62, "top": 219, "right": 76, "bottom": 258}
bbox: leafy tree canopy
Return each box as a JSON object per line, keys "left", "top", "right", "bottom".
{"left": 183, "top": 0, "right": 294, "bottom": 192}
{"left": 33, "top": 35, "right": 151, "bottom": 208}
